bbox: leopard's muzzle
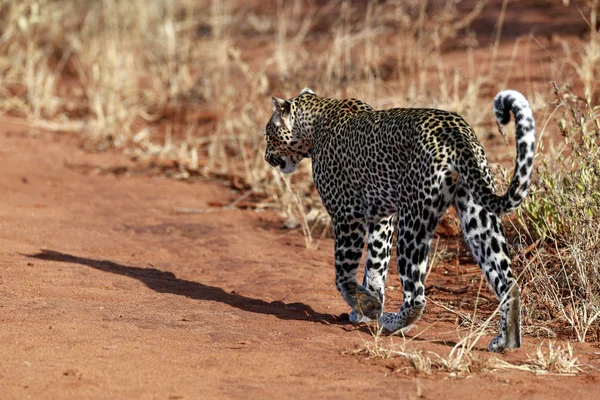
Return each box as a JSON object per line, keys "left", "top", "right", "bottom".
{"left": 265, "top": 154, "right": 286, "bottom": 170}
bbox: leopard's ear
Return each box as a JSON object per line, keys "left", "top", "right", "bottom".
{"left": 272, "top": 97, "right": 291, "bottom": 116}
{"left": 299, "top": 87, "right": 315, "bottom": 96}
{"left": 271, "top": 97, "right": 292, "bottom": 130}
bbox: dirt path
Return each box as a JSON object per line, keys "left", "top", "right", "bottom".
{"left": 1, "top": 125, "right": 599, "bottom": 399}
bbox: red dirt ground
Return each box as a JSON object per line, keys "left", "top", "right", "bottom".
{"left": 1, "top": 122, "right": 599, "bottom": 399}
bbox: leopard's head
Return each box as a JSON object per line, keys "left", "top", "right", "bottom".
{"left": 264, "top": 87, "right": 315, "bottom": 174}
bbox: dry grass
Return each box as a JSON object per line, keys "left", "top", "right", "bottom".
{"left": 0, "top": 0, "right": 499, "bottom": 228}
{"left": 526, "top": 341, "right": 582, "bottom": 374}
{"left": 347, "top": 330, "right": 582, "bottom": 376}
{"left": 516, "top": 7, "right": 600, "bottom": 342}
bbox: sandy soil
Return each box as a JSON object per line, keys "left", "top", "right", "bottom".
{"left": 1, "top": 120, "right": 599, "bottom": 400}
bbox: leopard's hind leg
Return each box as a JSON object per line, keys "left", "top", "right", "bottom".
{"left": 455, "top": 182, "right": 521, "bottom": 352}
{"left": 349, "top": 215, "right": 395, "bottom": 324}
{"left": 380, "top": 170, "right": 455, "bottom": 332}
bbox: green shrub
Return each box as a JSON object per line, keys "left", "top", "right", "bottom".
{"left": 518, "top": 84, "right": 600, "bottom": 341}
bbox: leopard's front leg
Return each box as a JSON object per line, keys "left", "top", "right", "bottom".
{"left": 349, "top": 215, "right": 395, "bottom": 324}
{"left": 333, "top": 217, "right": 382, "bottom": 320}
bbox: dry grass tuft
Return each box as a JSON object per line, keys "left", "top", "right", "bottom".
{"left": 348, "top": 329, "right": 583, "bottom": 377}
{"left": 526, "top": 341, "right": 582, "bottom": 374}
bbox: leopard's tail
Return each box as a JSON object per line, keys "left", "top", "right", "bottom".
{"left": 458, "top": 90, "right": 536, "bottom": 214}
{"left": 492, "top": 90, "right": 536, "bottom": 213}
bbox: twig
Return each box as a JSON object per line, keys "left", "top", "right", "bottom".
{"left": 173, "top": 190, "right": 254, "bottom": 214}
{"left": 426, "top": 284, "right": 469, "bottom": 295}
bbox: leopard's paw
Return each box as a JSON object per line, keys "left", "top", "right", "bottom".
{"left": 349, "top": 310, "right": 372, "bottom": 324}
{"left": 356, "top": 292, "right": 382, "bottom": 320}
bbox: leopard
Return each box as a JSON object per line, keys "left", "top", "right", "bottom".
{"left": 264, "top": 87, "right": 535, "bottom": 352}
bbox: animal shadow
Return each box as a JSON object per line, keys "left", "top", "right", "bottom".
{"left": 25, "top": 249, "right": 343, "bottom": 326}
